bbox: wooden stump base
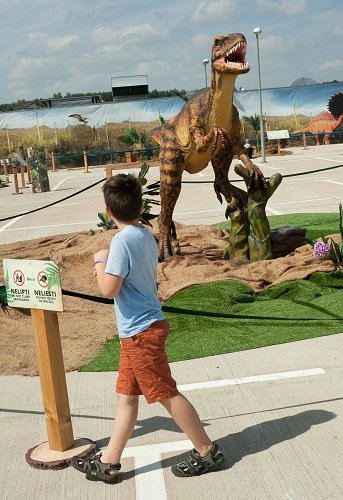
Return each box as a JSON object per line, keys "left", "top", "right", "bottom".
{"left": 25, "top": 437, "right": 96, "bottom": 470}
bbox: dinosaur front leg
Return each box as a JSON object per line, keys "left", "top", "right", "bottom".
{"left": 237, "top": 152, "right": 267, "bottom": 189}
{"left": 212, "top": 151, "right": 248, "bottom": 216}
{"left": 158, "top": 159, "right": 183, "bottom": 262}
{"left": 191, "top": 127, "right": 230, "bottom": 154}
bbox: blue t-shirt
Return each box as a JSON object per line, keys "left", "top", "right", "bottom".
{"left": 105, "top": 225, "right": 164, "bottom": 338}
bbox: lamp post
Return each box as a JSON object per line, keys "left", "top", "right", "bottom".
{"left": 253, "top": 27, "right": 266, "bottom": 163}
{"left": 202, "top": 58, "right": 209, "bottom": 88}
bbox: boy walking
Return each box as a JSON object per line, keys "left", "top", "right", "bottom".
{"left": 71, "top": 174, "right": 224, "bottom": 483}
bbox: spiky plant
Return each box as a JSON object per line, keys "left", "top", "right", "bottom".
{"left": 243, "top": 114, "right": 261, "bottom": 148}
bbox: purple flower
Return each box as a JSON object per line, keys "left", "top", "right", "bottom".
{"left": 313, "top": 240, "right": 331, "bottom": 258}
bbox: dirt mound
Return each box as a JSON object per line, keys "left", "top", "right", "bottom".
{"left": 0, "top": 221, "right": 335, "bottom": 376}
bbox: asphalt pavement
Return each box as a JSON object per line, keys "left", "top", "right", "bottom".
{"left": 0, "top": 143, "right": 343, "bottom": 499}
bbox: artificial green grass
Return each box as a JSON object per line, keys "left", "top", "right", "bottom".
{"left": 214, "top": 212, "right": 340, "bottom": 242}
{"left": 79, "top": 271, "right": 343, "bottom": 372}
{"left": 80, "top": 212, "right": 342, "bottom": 372}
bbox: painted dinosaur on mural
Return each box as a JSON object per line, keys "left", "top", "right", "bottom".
{"left": 297, "top": 92, "right": 343, "bottom": 145}
{"left": 150, "top": 33, "right": 266, "bottom": 261}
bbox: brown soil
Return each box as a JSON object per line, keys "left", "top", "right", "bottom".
{"left": 0, "top": 221, "right": 335, "bottom": 376}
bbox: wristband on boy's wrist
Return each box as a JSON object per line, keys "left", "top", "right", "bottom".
{"left": 95, "top": 258, "right": 107, "bottom": 265}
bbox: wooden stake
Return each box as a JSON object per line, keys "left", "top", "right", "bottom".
{"left": 10, "top": 164, "right": 23, "bottom": 195}
{"left": 105, "top": 122, "right": 110, "bottom": 149}
{"left": 302, "top": 133, "right": 308, "bottom": 150}
{"left": 19, "top": 165, "right": 28, "bottom": 188}
{"left": 31, "top": 309, "right": 74, "bottom": 452}
{"left": 51, "top": 152, "right": 57, "bottom": 172}
{"left": 83, "top": 150, "right": 90, "bottom": 173}
{"left": 27, "top": 161, "right": 32, "bottom": 184}
{"left": 6, "top": 126, "right": 11, "bottom": 152}
{"left": 2, "top": 159, "right": 9, "bottom": 184}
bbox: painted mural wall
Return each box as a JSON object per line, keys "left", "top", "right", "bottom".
{"left": 0, "top": 82, "right": 342, "bottom": 156}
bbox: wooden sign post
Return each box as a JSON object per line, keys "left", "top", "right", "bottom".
{"left": 266, "top": 129, "right": 290, "bottom": 155}
{"left": 31, "top": 308, "right": 75, "bottom": 451}
{"left": 3, "top": 259, "right": 95, "bottom": 469}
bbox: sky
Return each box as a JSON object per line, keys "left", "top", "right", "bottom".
{"left": 0, "top": 0, "right": 342, "bottom": 103}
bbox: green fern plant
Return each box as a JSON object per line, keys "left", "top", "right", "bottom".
{"left": 43, "top": 261, "right": 62, "bottom": 290}
{"left": 97, "top": 212, "right": 114, "bottom": 230}
{"left": 138, "top": 162, "right": 160, "bottom": 226}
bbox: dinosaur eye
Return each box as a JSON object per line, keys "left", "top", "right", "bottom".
{"left": 215, "top": 40, "right": 222, "bottom": 48}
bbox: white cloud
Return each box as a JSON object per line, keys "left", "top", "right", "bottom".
{"left": 192, "top": 0, "right": 236, "bottom": 22}
{"left": 192, "top": 33, "right": 210, "bottom": 48}
{"left": 9, "top": 56, "right": 54, "bottom": 80}
{"left": 95, "top": 44, "right": 124, "bottom": 56}
{"left": 122, "top": 23, "right": 163, "bottom": 38}
{"left": 28, "top": 32, "right": 80, "bottom": 52}
{"left": 92, "top": 23, "right": 163, "bottom": 45}
{"left": 319, "top": 60, "right": 343, "bottom": 70}
{"left": 257, "top": 0, "right": 307, "bottom": 15}
{"left": 257, "top": 35, "right": 295, "bottom": 53}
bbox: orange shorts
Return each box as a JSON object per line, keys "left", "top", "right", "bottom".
{"left": 116, "top": 319, "right": 178, "bottom": 404}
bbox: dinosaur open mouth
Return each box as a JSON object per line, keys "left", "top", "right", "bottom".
{"left": 215, "top": 41, "right": 249, "bottom": 70}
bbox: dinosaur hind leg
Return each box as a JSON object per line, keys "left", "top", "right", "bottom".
{"left": 158, "top": 142, "right": 183, "bottom": 261}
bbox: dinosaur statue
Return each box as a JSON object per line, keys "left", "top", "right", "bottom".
{"left": 297, "top": 92, "right": 343, "bottom": 145}
{"left": 297, "top": 111, "right": 343, "bottom": 145}
{"left": 150, "top": 33, "right": 266, "bottom": 261}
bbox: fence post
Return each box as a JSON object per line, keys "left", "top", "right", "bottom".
{"left": 51, "top": 152, "right": 57, "bottom": 172}
{"left": 10, "top": 163, "right": 23, "bottom": 195}
{"left": 302, "top": 133, "right": 308, "bottom": 150}
{"left": 19, "top": 165, "right": 27, "bottom": 189}
{"left": 1, "top": 159, "right": 9, "bottom": 184}
{"left": 83, "top": 151, "right": 90, "bottom": 173}
{"left": 26, "top": 158, "right": 32, "bottom": 184}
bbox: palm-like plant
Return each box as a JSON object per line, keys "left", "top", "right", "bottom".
{"left": 119, "top": 127, "right": 149, "bottom": 160}
{"left": 243, "top": 114, "right": 261, "bottom": 148}
{"left": 138, "top": 163, "right": 160, "bottom": 226}
{"left": 96, "top": 163, "right": 160, "bottom": 230}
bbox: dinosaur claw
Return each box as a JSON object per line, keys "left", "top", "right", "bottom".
{"left": 225, "top": 203, "right": 239, "bottom": 218}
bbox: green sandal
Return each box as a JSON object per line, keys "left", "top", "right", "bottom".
{"left": 171, "top": 442, "right": 225, "bottom": 477}
{"left": 70, "top": 451, "right": 121, "bottom": 483}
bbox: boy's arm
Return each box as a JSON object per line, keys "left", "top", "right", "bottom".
{"left": 94, "top": 262, "right": 123, "bottom": 298}
{"left": 94, "top": 249, "right": 123, "bottom": 299}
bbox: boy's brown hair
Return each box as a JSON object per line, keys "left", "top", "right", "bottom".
{"left": 102, "top": 174, "right": 142, "bottom": 222}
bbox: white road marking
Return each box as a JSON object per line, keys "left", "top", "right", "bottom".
{"left": 284, "top": 177, "right": 328, "bottom": 181}
{"left": 52, "top": 177, "right": 72, "bottom": 191}
{"left": 323, "top": 180, "right": 343, "bottom": 186}
{"left": 0, "top": 203, "right": 81, "bottom": 216}
{"left": 178, "top": 368, "right": 325, "bottom": 392}
{"left": 120, "top": 367, "right": 325, "bottom": 500}
{"left": 314, "top": 157, "right": 342, "bottom": 163}
{"left": 0, "top": 215, "right": 24, "bottom": 234}
{"left": 122, "top": 440, "right": 192, "bottom": 500}
{"left": 55, "top": 202, "right": 81, "bottom": 207}
{"left": 266, "top": 206, "right": 283, "bottom": 215}
{"left": 253, "top": 163, "right": 279, "bottom": 170}
{"left": 174, "top": 208, "right": 223, "bottom": 216}
{"left": 6, "top": 221, "right": 98, "bottom": 231}
{"left": 272, "top": 196, "right": 341, "bottom": 206}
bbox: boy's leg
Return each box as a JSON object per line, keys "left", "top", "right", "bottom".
{"left": 160, "top": 392, "right": 213, "bottom": 457}
{"left": 101, "top": 394, "right": 139, "bottom": 465}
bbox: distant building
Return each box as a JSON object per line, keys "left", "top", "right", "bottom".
{"left": 18, "top": 95, "right": 102, "bottom": 110}
{"left": 289, "top": 77, "right": 319, "bottom": 87}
